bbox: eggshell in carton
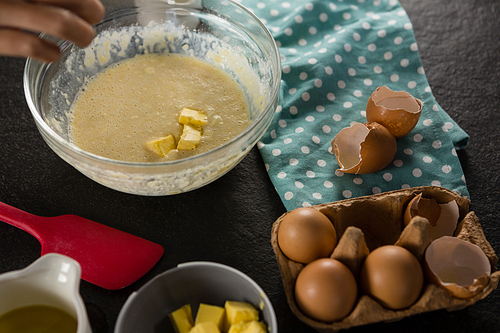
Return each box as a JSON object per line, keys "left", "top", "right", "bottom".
{"left": 270, "top": 186, "right": 499, "bottom": 332}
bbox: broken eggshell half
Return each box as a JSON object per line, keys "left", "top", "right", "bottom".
{"left": 404, "top": 193, "right": 460, "bottom": 241}
{"left": 366, "top": 86, "right": 423, "bottom": 139}
{"left": 425, "top": 236, "right": 491, "bottom": 299}
{"left": 331, "top": 122, "right": 397, "bottom": 174}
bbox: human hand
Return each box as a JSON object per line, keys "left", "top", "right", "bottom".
{"left": 0, "top": 0, "right": 105, "bottom": 62}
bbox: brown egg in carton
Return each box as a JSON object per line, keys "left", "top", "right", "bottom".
{"left": 270, "top": 186, "right": 500, "bottom": 332}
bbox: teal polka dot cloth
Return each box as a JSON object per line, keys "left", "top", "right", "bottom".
{"left": 239, "top": 0, "right": 469, "bottom": 212}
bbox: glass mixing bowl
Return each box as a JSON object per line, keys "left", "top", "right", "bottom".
{"left": 24, "top": 0, "right": 280, "bottom": 195}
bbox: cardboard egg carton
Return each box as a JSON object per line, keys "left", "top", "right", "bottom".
{"left": 270, "top": 186, "right": 499, "bottom": 332}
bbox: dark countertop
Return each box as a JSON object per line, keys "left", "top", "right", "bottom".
{"left": 0, "top": 0, "right": 499, "bottom": 332}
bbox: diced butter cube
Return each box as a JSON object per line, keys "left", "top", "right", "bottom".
{"left": 188, "top": 322, "right": 220, "bottom": 333}
{"left": 228, "top": 320, "right": 267, "bottom": 333}
{"left": 145, "top": 135, "right": 176, "bottom": 157}
{"left": 224, "top": 301, "right": 259, "bottom": 330}
{"left": 195, "top": 303, "right": 225, "bottom": 331}
{"left": 178, "top": 107, "right": 207, "bottom": 126}
{"left": 177, "top": 124, "right": 202, "bottom": 150}
{"left": 169, "top": 304, "right": 194, "bottom": 333}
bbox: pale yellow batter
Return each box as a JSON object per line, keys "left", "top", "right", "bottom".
{"left": 69, "top": 53, "right": 250, "bottom": 162}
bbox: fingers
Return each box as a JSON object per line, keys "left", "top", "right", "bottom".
{"left": 0, "top": 1, "right": 96, "bottom": 48}
{"left": 0, "top": 29, "right": 61, "bottom": 62}
{"left": 32, "top": 0, "right": 105, "bottom": 25}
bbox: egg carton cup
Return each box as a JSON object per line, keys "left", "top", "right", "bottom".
{"left": 270, "top": 186, "right": 499, "bottom": 332}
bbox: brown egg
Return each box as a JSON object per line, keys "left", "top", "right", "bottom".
{"left": 360, "top": 245, "right": 424, "bottom": 310}
{"left": 331, "top": 122, "right": 397, "bottom": 174}
{"left": 277, "top": 208, "right": 337, "bottom": 264}
{"left": 366, "top": 86, "right": 423, "bottom": 138}
{"left": 295, "top": 258, "right": 357, "bottom": 322}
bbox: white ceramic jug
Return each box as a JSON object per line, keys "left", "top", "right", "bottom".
{"left": 0, "top": 253, "right": 91, "bottom": 333}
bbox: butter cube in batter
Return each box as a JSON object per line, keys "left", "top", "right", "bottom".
{"left": 145, "top": 135, "right": 176, "bottom": 157}
{"left": 224, "top": 301, "right": 259, "bottom": 330}
{"left": 188, "top": 322, "right": 220, "bottom": 333}
{"left": 177, "top": 124, "right": 202, "bottom": 150}
{"left": 195, "top": 304, "right": 225, "bottom": 331}
{"left": 169, "top": 304, "right": 194, "bottom": 333}
{"left": 228, "top": 320, "right": 267, "bottom": 333}
{"left": 179, "top": 107, "right": 207, "bottom": 127}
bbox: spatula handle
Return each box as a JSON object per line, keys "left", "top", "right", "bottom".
{"left": 0, "top": 201, "right": 41, "bottom": 238}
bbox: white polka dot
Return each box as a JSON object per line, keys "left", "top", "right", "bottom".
{"left": 408, "top": 81, "right": 417, "bottom": 89}
{"left": 343, "top": 12, "right": 351, "bottom": 20}
{"left": 423, "top": 156, "right": 432, "bottom": 163}
{"left": 270, "top": 130, "right": 276, "bottom": 139}
{"left": 413, "top": 168, "right": 423, "bottom": 177}
{"left": 452, "top": 148, "right": 457, "bottom": 156}
{"left": 257, "top": 3, "right": 265, "bottom": 9}
{"left": 390, "top": 74, "right": 399, "bottom": 82}
{"left": 288, "top": 48, "right": 297, "bottom": 54}
{"left": 305, "top": 115, "right": 314, "bottom": 122}
{"left": 319, "top": 13, "right": 328, "bottom": 22}
{"left": 313, "top": 193, "right": 323, "bottom": 200}
{"left": 431, "top": 180, "right": 441, "bottom": 187}
{"left": 325, "top": 66, "right": 333, "bottom": 75}
{"left": 335, "top": 170, "right": 344, "bottom": 177}
{"left": 443, "top": 122, "right": 454, "bottom": 131}
{"left": 418, "top": 67, "right": 425, "bottom": 74}
{"left": 335, "top": 54, "right": 343, "bottom": 63}
{"left": 377, "top": 29, "right": 387, "bottom": 38}
{"left": 281, "top": 2, "right": 291, "bottom": 8}
{"left": 423, "top": 119, "right": 432, "bottom": 126}
{"left": 344, "top": 43, "right": 352, "bottom": 52}
{"left": 327, "top": 93, "right": 336, "bottom": 101}
{"left": 277, "top": 171, "right": 286, "bottom": 179}
{"left": 348, "top": 68, "right": 356, "bottom": 76}
{"left": 413, "top": 134, "right": 423, "bottom": 142}
{"left": 374, "top": 66, "right": 382, "bottom": 74}
{"left": 299, "top": 72, "right": 307, "bottom": 80}
{"left": 283, "top": 138, "right": 292, "bottom": 144}
{"left": 302, "top": 92, "right": 310, "bottom": 101}
{"left": 338, "top": 80, "right": 346, "bottom": 89}
{"left": 301, "top": 146, "right": 310, "bottom": 154}
{"left": 371, "top": 14, "right": 380, "bottom": 20}
{"left": 324, "top": 181, "right": 333, "bottom": 188}
{"left": 306, "top": 170, "right": 315, "bottom": 178}
{"left": 400, "top": 59, "right": 409, "bottom": 67}
{"left": 301, "top": 202, "right": 312, "bottom": 207}
{"left": 393, "top": 159, "right": 403, "bottom": 167}
{"left": 388, "top": 19, "right": 397, "bottom": 25}
{"left": 432, "top": 140, "right": 442, "bottom": 149}
{"left": 383, "top": 173, "right": 393, "bottom": 181}
{"left": 296, "top": 127, "right": 304, "bottom": 133}
{"left": 362, "top": 22, "right": 371, "bottom": 29}
{"left": 354, "top": 90, "right": 363, "bottom": 97}
{"left": 272, "top": 149, "right": 282, "bottom": 156}
{"left": 384, "top": 52, "right": 393, "bottom": 60}
{"left": 402, "top": 184, "right": 411, "bottom": 189}
{"left": 284, "top": 192, "right": 293, "bottom": 200}
{"left": 353, "top": 33, "right": 361, "bottom": 42}
{"left": 316, "top": 105, "right": 325, "bottom": 112}
{"left": 410, "top": 43, "right": 418, "bottom": 51}
{"left": 433, "top": 104, "right": 439, "bottom": 111}
{"left": 442, "top": 165, "right": 452, "bottom": 174}
{"left": 372, "top": 187, "right": 381, "bottom": 194}
{"left": 270, "top": 9, "right": 280, "bottom": 16}
{"left": 305, "top": 3, "right": 313, "bottom": 10}
{"left": 343, "top": 190, "right": 352, "bottom": 198}
{"left": 314, "top": 79, "right": 323, "bottom": 88}
{"left": 308, "top": 58, "right": 318, "bottom": 65}
{"left": 329, "top": 3, "right": 337, "bottom": 10}
{"left": 289, "top": 106, "right": 297, "bottom": 115}
{"left": 404, "top": 148, "right": 413, "bottom": 155}
{"left": 394, "top": 36, "right": 403, "bottom": 45}
{"left": 333, "top": 114, "right": 342, "bottom": 121}
{"left": 298, "top": 39, "right": 307, "bottom": 46}
{"left": 364, "top": 78, "right": 373, "bottom": 86}
{"left": 289, "top": 88, "right": 297, "bottom": 95}
{"left": 289, "top": 158, "right": 299, "bottom": 166}
{"left": 282, "top": 65, "right": 291, "bottom": 74}
{"left": 367, "top": 43, "right": 377, "bottom": 51}
{"left": 358, "top": 56, "right": 366, "bottom": 64}
{"left": 317, "top": 159, "right": 326, "bottom": 167}
{"left": 404, "top": 22, "right": 412, "bottom": 30}
{"left": 309, "top": 27, "right": 318, "bottom": 35}
{"left": 328, "top": 37, "right": 337, "bottom": 43}
{"left": 322, "top": 125, "right": 331, "bottom": 133}
{"left": 295, "top": 15, "right": 303, "bottom": 23}
{"left": 318, "top": 48, "right": 327, "bottom": 54}
{"left": 284, "top": 28, "right": 293, "bottom": 36}
{"left": 344, "top": 102, "right": 353, "bottom": 108}
{"left": 353, "top": 178, "right": 363, "bottom": 184}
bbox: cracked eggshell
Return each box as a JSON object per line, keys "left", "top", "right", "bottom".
{"left": 331, "top": 122, "right": 397, "bottom": 174}
{"left": 366, "top": 86, "right": 422, "bottom": 138}
{"left": 404, "top": 193, "right": 460, "bottom": 241}
{"left": 425, "top": 236, "right": 491, "bottom": 299}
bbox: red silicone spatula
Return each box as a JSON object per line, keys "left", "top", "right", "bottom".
{"left": 0, "top": 201, "right": 164, "bottom": 290}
